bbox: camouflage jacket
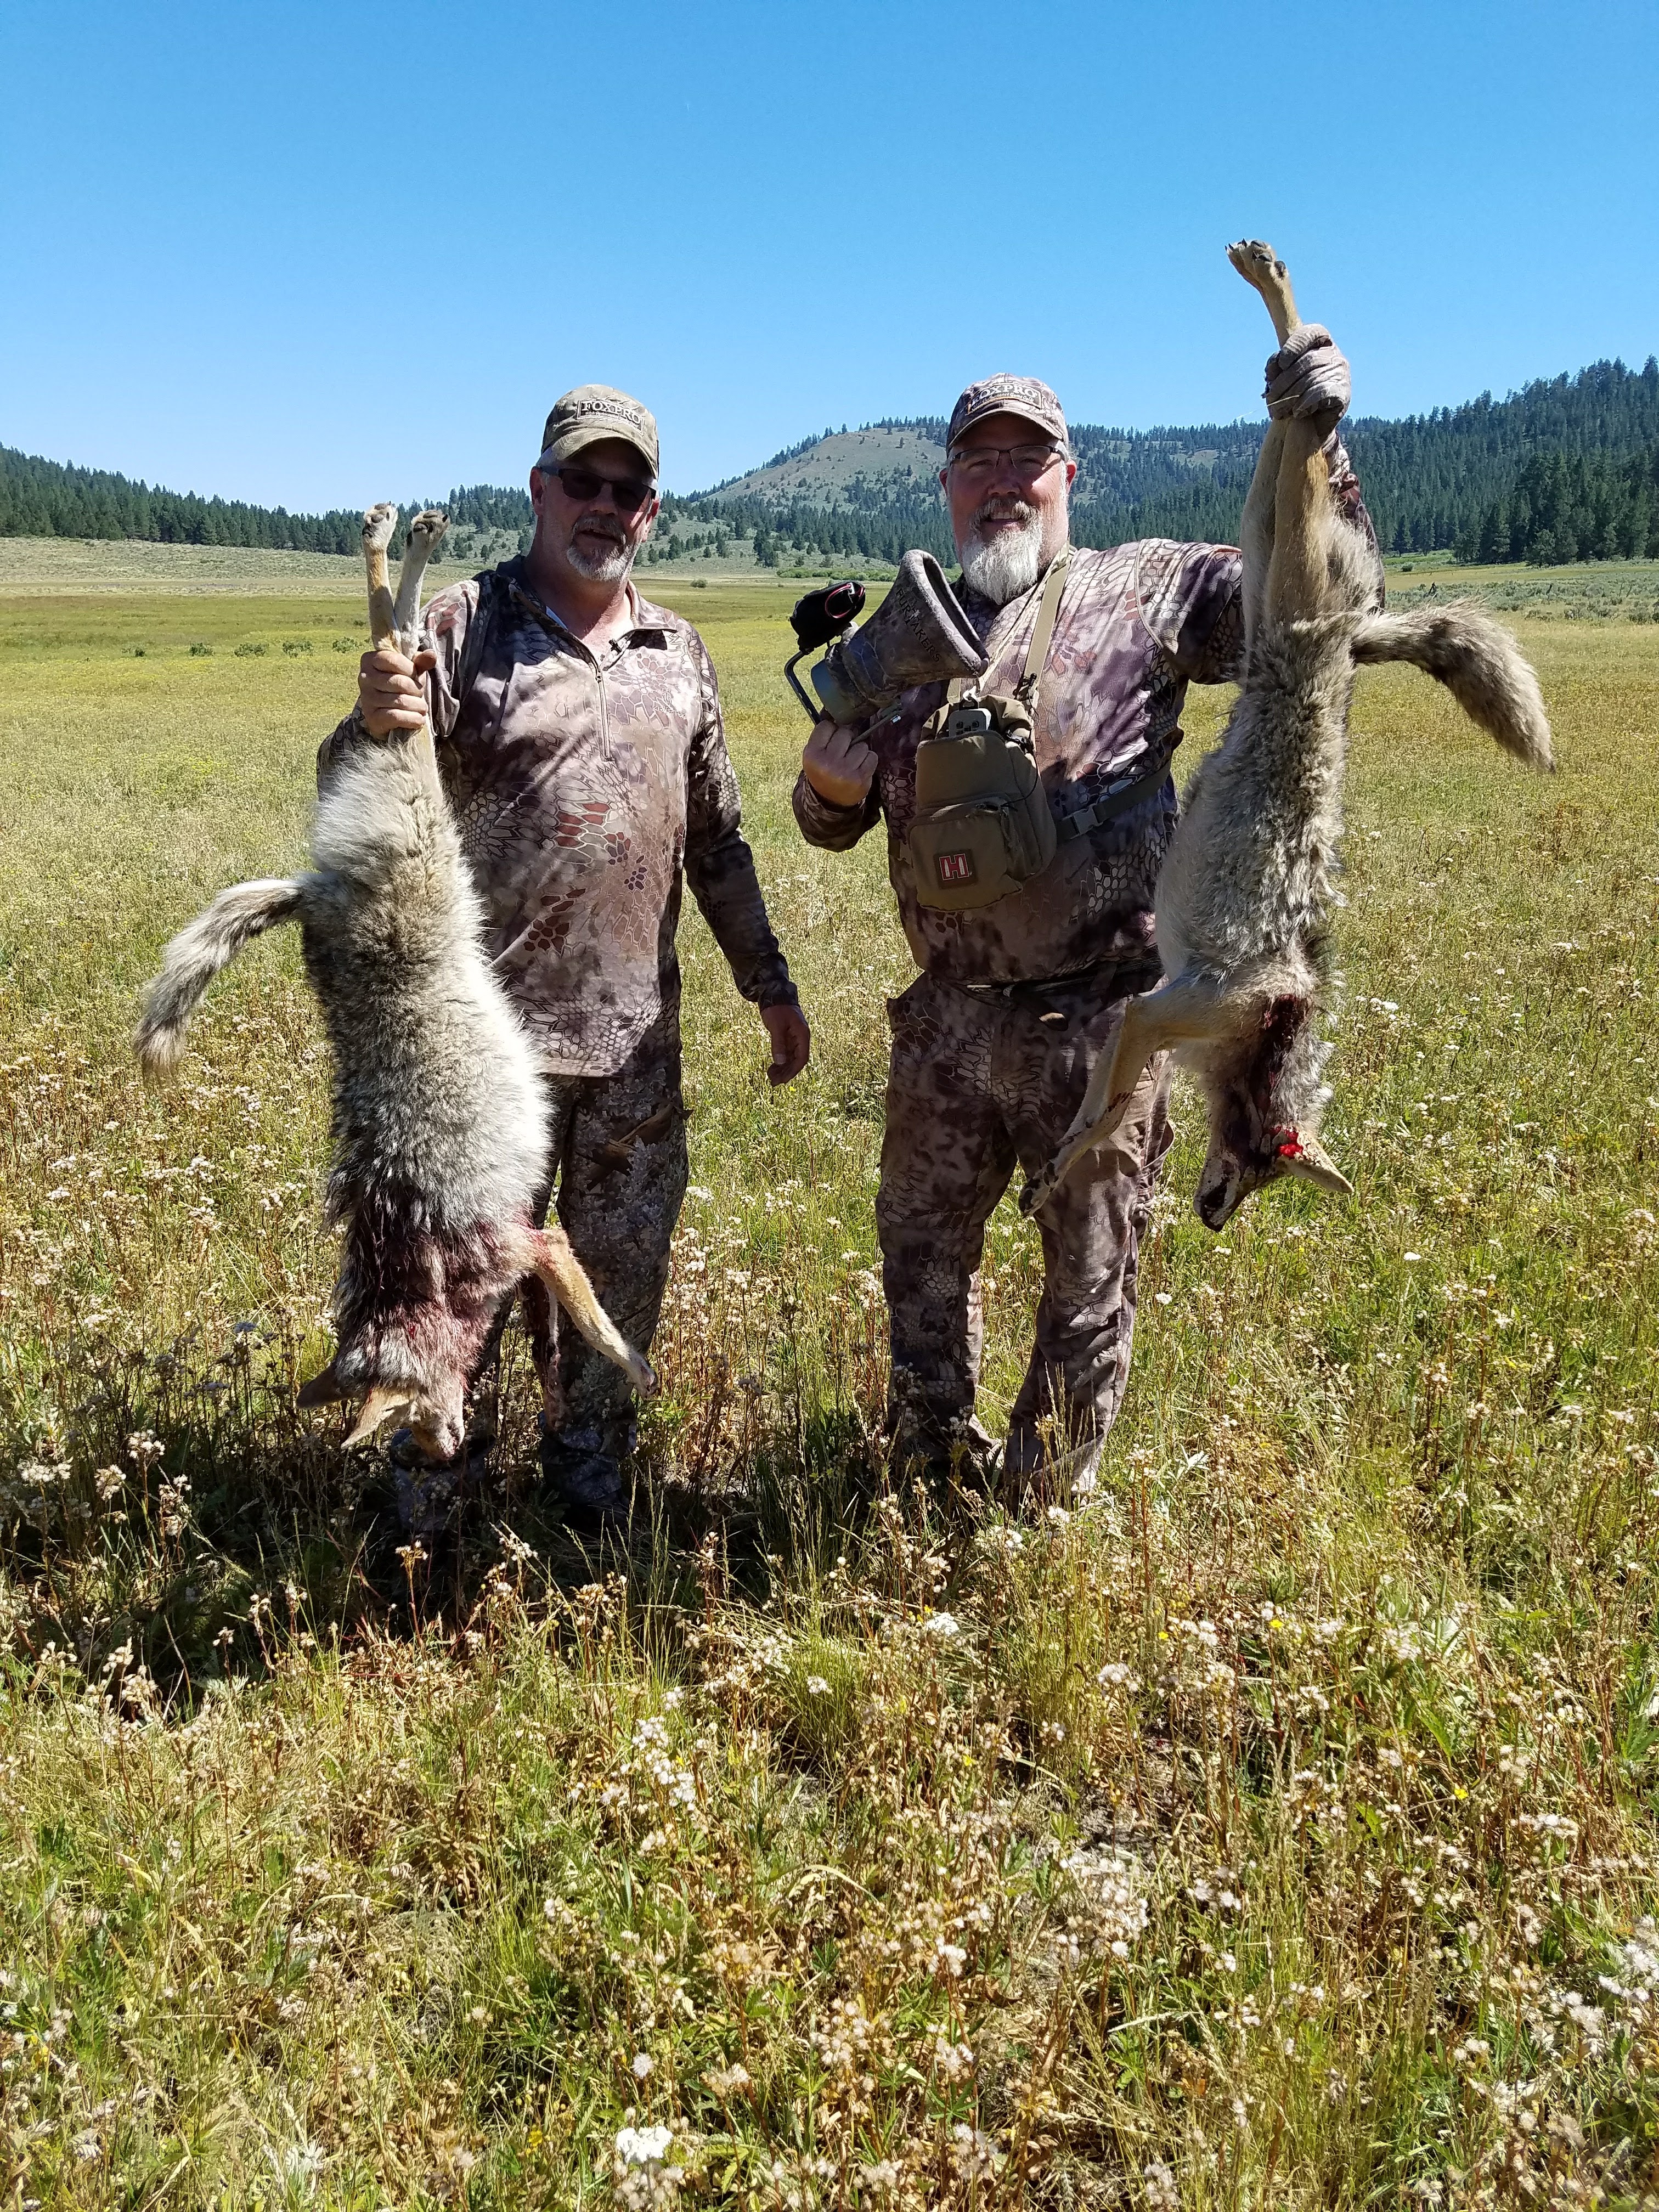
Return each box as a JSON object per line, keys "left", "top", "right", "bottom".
{"left": 320, "top": 557, "right": 798, "bottom": 1078}
{"left": 792, "top": 439, "right": 1381, "bottom": 986}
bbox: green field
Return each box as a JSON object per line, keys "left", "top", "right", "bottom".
{"left": 2, "top": 558, "right": 1658, "bottom": 2208}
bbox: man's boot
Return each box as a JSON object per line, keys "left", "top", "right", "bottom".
{"left": 538, "top": 1418, "right": 635, "bottom": 1530}
{"left": 888, "top": 1397, "right": 1002, "bottom": 1496}
{"left": 1001, "top": 1424, "right": 1103, "bottom": 1515}
{"left": 388, "top": 1421, "right": 495, "bottom": 1539}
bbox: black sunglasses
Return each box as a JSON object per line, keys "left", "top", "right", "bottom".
{"left": 549, "top": 463, "right": 656, "bottom": 516}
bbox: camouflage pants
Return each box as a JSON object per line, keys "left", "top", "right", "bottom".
{"left": 877, "top": 970, "right": 1172, "bottom": 1480}
{"left": 478, "top": 1005, "right": 687, "bottom": 1462}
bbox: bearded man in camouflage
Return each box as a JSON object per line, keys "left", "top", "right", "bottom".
{"left": 795, "top": 346, "right": 1379, "bottom": 1495}
{"left": 324, "top": 385, "right": 810, "bottom": 1526}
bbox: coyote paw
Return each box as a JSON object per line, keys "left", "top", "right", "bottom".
{"left": 1018, "top": 1170, "right": 1053, "bottom": 1218}
{"left": 1227, "top": 237, "right": 1283, "bottom": 289}
{"left": 405, "top": 507, "right": 449, "bottom": 552}
{"left": 362, "top": 501, "right": 398, "bottom": 554}
{"left": 629, "top": 1352, "right": 659, "bottom": 1400}
{"left": 1227, "top": 237, "right": 1299, "bottom": 342}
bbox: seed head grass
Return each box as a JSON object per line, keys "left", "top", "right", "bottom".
{"left": 1, "top": 572, "right": 1656, "bottom": 2206}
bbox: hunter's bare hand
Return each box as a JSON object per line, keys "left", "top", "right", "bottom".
{"left": 358, "top": 646, "right": 436, "bottom": 738}
{"left": 802, "top": 714, "right": 877, "bottom": 808}
{"left": 761, "top": 1001, "right": 811, "bottom": 1088}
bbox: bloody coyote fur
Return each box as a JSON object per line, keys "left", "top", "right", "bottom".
{"left": 1023, "top": 239, "right": 1554, "bottom": 1233}
{"left": 134, "top": 504, "right": 653, "bottom": 1457}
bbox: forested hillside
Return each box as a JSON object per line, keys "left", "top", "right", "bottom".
{"left": 5, "top": 355, "right": 1657, "bottom": 567}
{"left": 699, "top": 357, "right": 1659, "bottom": 565}
{"left": 0, "top": 450, "right": 533, "bottom": 560}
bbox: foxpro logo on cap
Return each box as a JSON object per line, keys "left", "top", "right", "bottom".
{"left": 537, "top": 383, "right": 659, "bottom": 477}
{"left": 938, "top": 850, "right": 977, "bottom": 886}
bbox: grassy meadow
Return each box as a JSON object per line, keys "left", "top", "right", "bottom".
{"left": 2, "top": 553, "right": 1658, "bottom": 2208}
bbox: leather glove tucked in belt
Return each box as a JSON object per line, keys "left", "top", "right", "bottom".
{"left": 1265, "top": 324, "right": 1351, "bottom": 422}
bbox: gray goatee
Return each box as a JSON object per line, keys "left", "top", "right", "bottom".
{"left": 960, "top": 500, "right": 1045, "bottom": 606}
{"left": 566, "top": 531, "right": 634, "bottom": 585}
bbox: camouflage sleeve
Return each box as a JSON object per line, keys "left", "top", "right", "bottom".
{"left": 791, "top": 766, "right": 883, "bottom": 851}
{"left": 315, "top": 702, "right": 371, "bottom": 790}
{"left": 1137, "top": 539, "right": 1245, "bottom": 686}
{"left": 684, "top": 636, "right": 800, "bottom": 1011}
{"left": 1145, "top": 431, "right": 1385, "bottom": 688}
{"left": 314, "top": 577, "right": 477, "bottom": 793}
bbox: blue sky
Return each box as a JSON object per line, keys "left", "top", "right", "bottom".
{"left": 3, "top": 0, "right": 1655, "bottom": 509}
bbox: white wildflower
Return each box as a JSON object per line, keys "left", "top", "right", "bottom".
{"left": 951, "top": 2123, "right": 1001, "bottom": 2180}
{"left": 1143, "top": 2160, "right": 1179, "bottom": 2211}
{"left": 612, "top": 2123, "right": 682, "bottom": 2210}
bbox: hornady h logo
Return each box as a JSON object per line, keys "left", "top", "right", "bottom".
{"left": 938, "top": 851, "right": 975, "bottom": 885}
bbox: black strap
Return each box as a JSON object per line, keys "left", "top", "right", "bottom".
{"left": 944, "top": 951, "right": 1163, "bottom": 1002}
{"left": 1053, "top": 731, "right": 1182, "bottom": 842}
{"left": 444, "top": 566, "right": 500, "bottom": 729}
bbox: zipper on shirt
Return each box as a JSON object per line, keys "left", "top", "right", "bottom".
{"left": 527, "top": 579, "right": 615, "bottom": 759}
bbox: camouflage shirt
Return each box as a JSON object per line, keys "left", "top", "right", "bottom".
{"left": 321, "top": 557, "right": 798, "bottom": 1078}
{"left": 792, "top": 441, "right": 1381, "bottom": 985}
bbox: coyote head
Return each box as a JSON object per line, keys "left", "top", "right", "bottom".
{"left": 296, "top": 1364, "right": 467, "bottom": 1461}
{"left": 1194, "top": 995, "right": 1353, "bottom": 1231}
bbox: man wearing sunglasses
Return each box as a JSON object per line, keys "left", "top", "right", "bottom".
{"left": 324, "top": 383, "right": 810, "bottom": 1528}
{"left": 794, "top": 356, "right": 1378, "bottom": 1500}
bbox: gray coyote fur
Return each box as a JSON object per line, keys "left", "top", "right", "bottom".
{"left": 134, "top": 504, "right": 654, "bottom": 1457}
{"left": 1023, "top": 239, "right": 1553, "bottom": 1233}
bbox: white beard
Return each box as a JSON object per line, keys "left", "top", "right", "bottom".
{"left": 566, "top": 532, "right": 634, "bottom": 584}
{"left": 960, "top": 510, "right": 1045, "bottom": 605}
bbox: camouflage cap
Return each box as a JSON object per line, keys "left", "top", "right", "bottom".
{"left": 537, "top": 385, "right": 659, "bottom": 477}
{"left": 947, "top": 374, "right": 1068, "bottom": 455}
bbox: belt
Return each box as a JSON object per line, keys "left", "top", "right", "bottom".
{"left": 945, "top": 954, "right": 1161, "bottom": 1004}
{"left": 1053, "top": 733, "right": 1181, "bottom": 842}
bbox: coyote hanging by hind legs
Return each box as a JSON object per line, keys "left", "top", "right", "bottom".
{"left": 135, "top": 504, "right": 654, "bottom": 1458}
{"left": 1023, "top": 238, "right": 1553, "bottom": 1233}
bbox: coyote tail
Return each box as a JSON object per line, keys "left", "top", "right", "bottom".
{"left": 135, "top": 878, "right": 302, "bottom": 1074}
{"left": 1350, "top": 604, "right": 1554, "bottom": 771}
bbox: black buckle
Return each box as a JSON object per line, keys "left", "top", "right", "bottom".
{"left": 1055, "top": 740, "right": 1178, "bottom": 840}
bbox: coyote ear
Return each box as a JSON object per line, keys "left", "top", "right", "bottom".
{"left": 296, "top": 1362, "right": 343, "bottom": 1408}
{"left": 344, "top": 1385, "right": 411, "bottom": 1449}
{"left": 1280, "top": 1136, "right": 1355, "bottom": 1199}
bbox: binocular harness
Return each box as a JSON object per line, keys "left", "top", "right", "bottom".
{"left": 783, "top": 548, "right": 1179, "bottom": 911}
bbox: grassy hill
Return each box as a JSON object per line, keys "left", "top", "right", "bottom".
{"left": 708, "top": 423, "right": 947, "bottom": 509}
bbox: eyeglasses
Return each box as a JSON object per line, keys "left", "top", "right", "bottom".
{"left": 547, "top": 464, "right": 657, "bottom": 516}
{"left": 947, "top": 442, "right": 1065, "bottom": 486}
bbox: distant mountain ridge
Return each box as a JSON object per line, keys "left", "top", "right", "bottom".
{"left": 4, "top": 355, "right": 1657, "bottom": 570}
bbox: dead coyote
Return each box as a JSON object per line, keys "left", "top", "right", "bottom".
{"left": 135, "top": 504, "right": 654, "bottom": 1457}
{"left": 1022, "top": 239, "right": 1554, "bottom": 1234}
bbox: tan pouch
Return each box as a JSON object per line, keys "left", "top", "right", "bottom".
{"left": 910, "top": 697, "right": 1057, "bottom": 909}
{"left": 908, "top": 550, "right": 1069, "bottom": 912}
